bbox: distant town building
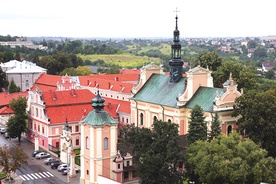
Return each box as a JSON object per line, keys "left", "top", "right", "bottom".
{"left": 0, "top": 60, "right": 47, "bottom": 91}
{"left": 0, "top": 36, "right": 47, "bottom": 50}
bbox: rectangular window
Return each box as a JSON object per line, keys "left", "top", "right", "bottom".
{"left": 104, "top": 137, "right": 108, "bottom": 150}
{"left": 118, "top": 164, "right": 120, "bottom": 169}
{"left": 86, "top": 136, "right": 89, "bottom": 149}
{"left": 76, "top": 139, "right": 79, "bottom": 146}
{"left": 75, "top": 125, "right": 79, "bottom": 132}
{"left": 36, "top": 108, "right": 38, "bottom": 117}
{"left": 42, "top": 127, "right": 44, "bottom": 134}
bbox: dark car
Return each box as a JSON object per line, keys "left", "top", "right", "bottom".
{"left": 51, "top": 162, "right": 61, "bottom": 169}
{"left": 44, "top": 158, "right": 60, "bottom": 165}
{"left": 32, "top": 150, "right": 42, "bottom": 157}
{"left": 4, "top": 132, "right": 9, "bottom": 139}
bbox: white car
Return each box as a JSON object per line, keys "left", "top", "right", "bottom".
{"left": 57, "top": 164, "right": 68, "bottom": 172}
{"left": 0, "top": 127, "right": 6, "bottom": 134}
{"left": 35, "top": 152, "right": 50, "bottom": 159}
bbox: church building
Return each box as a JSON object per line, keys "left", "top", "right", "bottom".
{"left": 130, "top": 14, "right": 241, "bottom": 135}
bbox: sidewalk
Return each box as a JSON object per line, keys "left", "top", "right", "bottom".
{"left": 3, "top": 134, "right": 80, "bottom": 184}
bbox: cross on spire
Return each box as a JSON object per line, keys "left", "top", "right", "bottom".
{"left": 174, "top": 7, "right": 180, "bottom": 16}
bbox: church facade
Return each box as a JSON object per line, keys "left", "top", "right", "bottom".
{"left": 130, "top": 15, "right": 241, "bottom": 136}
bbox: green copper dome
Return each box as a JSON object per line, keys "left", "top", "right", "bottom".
{"left": 80, "top": 90, "right": 117, "bottom": 127}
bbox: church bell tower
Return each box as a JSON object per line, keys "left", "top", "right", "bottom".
{"left": 169, "top": 10, "right": 183, "bottom": 83}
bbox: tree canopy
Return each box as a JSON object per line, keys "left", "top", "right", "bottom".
{"left": 209, "top": 112, "right": 221, "bottom": 141}
{"left": 192, "top": 52, "right": 222, "bottom": 72}
{"left": 8, "top": 79, "right": 20, "bottom": 93}
{"left": 185, "top": 133, "right": 276, "bottom": 184}
{"left": 212, "top": 60, "right": 257, "bottom": 91}
{"left": 233, "top": 87, "right": 276, "bottom": 157}
{"left": 0, "top": 67, "right": 9, "bottom": 92}
{"left": 7, "top": 96, "right": 27, "bottom": 142}
{"left": 0, "top": 144, "right": 28, "bottom": 180}
{"left": 122, "top": 121, "right": 184, "bottom": 184}
{"left": 187, "top": 105, "right": 207, "bottom": 145}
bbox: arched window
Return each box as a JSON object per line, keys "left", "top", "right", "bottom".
{"left": 86, "top": 136, "right": 89, "bottom": 149}
{"left": 26, "top": 80, "right": 29, "bottom": 88}
{"left": 140, "top": 113, "right": 144, "bottom": 126}
{"left": 153, "top": 116, "right": 157, "bottom": 122}
{"left": 227, "top": 125, "right": 232, "bottom": 135}
{"left": 168, "top": 119, "right": 172, "bottom": 123}
{"left": 104, "top": 137, "right": 108, "bottom": 150}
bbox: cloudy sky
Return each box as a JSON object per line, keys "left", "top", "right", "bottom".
{"left": 0, "top": 0, "right": 275, "bottom": 38}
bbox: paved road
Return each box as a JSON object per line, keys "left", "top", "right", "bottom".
{"left": 0, "top": 133, "right": 80, "bottom": 184}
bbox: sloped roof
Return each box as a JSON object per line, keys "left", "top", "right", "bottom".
{"left": 42, "top": 89, "right": 94, "bottom": 106}
{"left": 46, "top": 104, "right": 93, "bottom": 124}
{"left": 0, "top": 106, "right": 14, "bottom": 114}
{"left": 79, "top": 109, "right": 117, "bottom": 127}
{"left": 78, "top": 76, "right": 137, "bottom": 94}
{"left": 0, "top": 91, "right": 28, "bottom": 107}
{"left": 131, "top": 74, "right": 187, "bottom": 108}
{"left": 184, "top": 86, "right": 224, "bottom": 112}
{"left": 42, "top": 89, "right": 127, "bottom": 124}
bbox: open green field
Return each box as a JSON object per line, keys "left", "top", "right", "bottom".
{"left": 78, "top": 54, "right": 162, "bottom": 68}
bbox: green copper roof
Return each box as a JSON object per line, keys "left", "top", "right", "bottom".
{"left": 132, "top": 74, "right": 187, "bottom": 108}
{"left": 80, "top": 110, "right": 117, "bottom": 127}
{"left": 185, "top": 86, "right": 224, "bottom": 112}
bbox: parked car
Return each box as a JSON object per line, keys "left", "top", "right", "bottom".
{"left": 0, "top": 127, "right": 6, "bottom": 134}
{"left": 4, "top": 132, "right": 9, "bottom": 139}
{"left": 61, "top": 168, "right": 69, "bottom": 175}
{"left": 35, "top": 152, "right": 50, "bottom": 159}
{"left": 57, "top": 164, "right": 68, "bottom": 172}
{"left": 61, "top": 167, "right": 80, "bottom": 175}
{"left": 51, "top": 162, "right": 61, "bottom": 169}
{"left": 32, "top": 150, "right": 42, "bottom": 157}
{"left": 44, "top": 158, "right": 60, "bottom": 165}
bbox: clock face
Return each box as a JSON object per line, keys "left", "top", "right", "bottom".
{"left": 170, "top": 67, "right": 179, "bottom": 82}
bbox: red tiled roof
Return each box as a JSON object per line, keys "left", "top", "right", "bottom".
{"left": 42, "top": 89, "right": 94, "bottom": 106}
{"left": 120, "top": 69, "right": 141, "bottom": 75}
{"left": 42, "top": 89, "right": 130, "bottom": 124}
{"left": 30, "top": 73, "right": 62, "bottom": 91}
{"left": 0, "top": 91, "right": 28, "bottom": 107}
{"left": 0, "top": 106, "right": 14, "bottom": 114}
{"left": 46, "top": 104, "right": 93, "bottom": 124}
{"left": 79, "top": 76, "right": 137, "bottom": 94}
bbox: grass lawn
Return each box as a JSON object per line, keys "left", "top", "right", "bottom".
{"left": 78, "top": 54, "right": 162, "bottom": 68}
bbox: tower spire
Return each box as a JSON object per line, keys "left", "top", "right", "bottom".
{"left": 169, "top": 8, "right": 183, "bottom": 83}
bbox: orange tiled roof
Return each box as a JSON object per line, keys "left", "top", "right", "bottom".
{"left": 0, "top": 106, "right": 14, "bottom": 114}
{"left": 0, "top": 91, "right": 28, "bottom": 107}
{"left": 42, "top": 89, "right": 128, "bottom": 124}
{"left": 30, "top": 73, "right": 62, "bottom": 91}
{"left": 42, "top": 89, "right": 94, "bottom": 106}
{"left": 79, "top": 77, "right": 137, "bottom": 94}
{"left": 120, "top": 69, "right": 141, "bottom": 75}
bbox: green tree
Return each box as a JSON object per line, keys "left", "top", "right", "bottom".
{"left": 0, "top": 67, "right": 9, "bottom": 92}
{"left": 185, "top": 133, "right": 276, "bottom": 184}
{"left": 192, "top": 52, "right": 222, "bottom": 72}
{"left": 212, "top": 61, "right": 257, "bottom": 91}
{"left": 3, "top": 52, "right": 14, "bottom": 62}
{"left": 6, "top": 97, "right": 27, "bottom": 142}
{"left": 265, "top": 69, "right": 275, "bottom": 79}
{"left": 247, "top": 40, "right": 258, "bottom": 49}
{"left": 187, "top": 105, "right": 207, "bottom": 145}
{"left": 8, "top": 79, "right": 20, "bottom": 92}
{"left": 0, "top": 145, "right": 28, "bottom": 180}
{"left": 233, "top": 88, "right": 276, "bottom": 157}
{"left": 209, "top": 112, "right": 221, "bottom": 141}
{"left": 122, "top": 121, "right": 184, "bottom": 184}
{"left": 76, "top": 66, "right": 92, "bottom": 75}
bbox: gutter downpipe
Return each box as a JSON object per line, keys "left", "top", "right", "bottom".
{"left": 160, "top": 105, "right": 164, "bottom": 121}
{"left": 134, "top": 100, "right": 138, "bottom": 127}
